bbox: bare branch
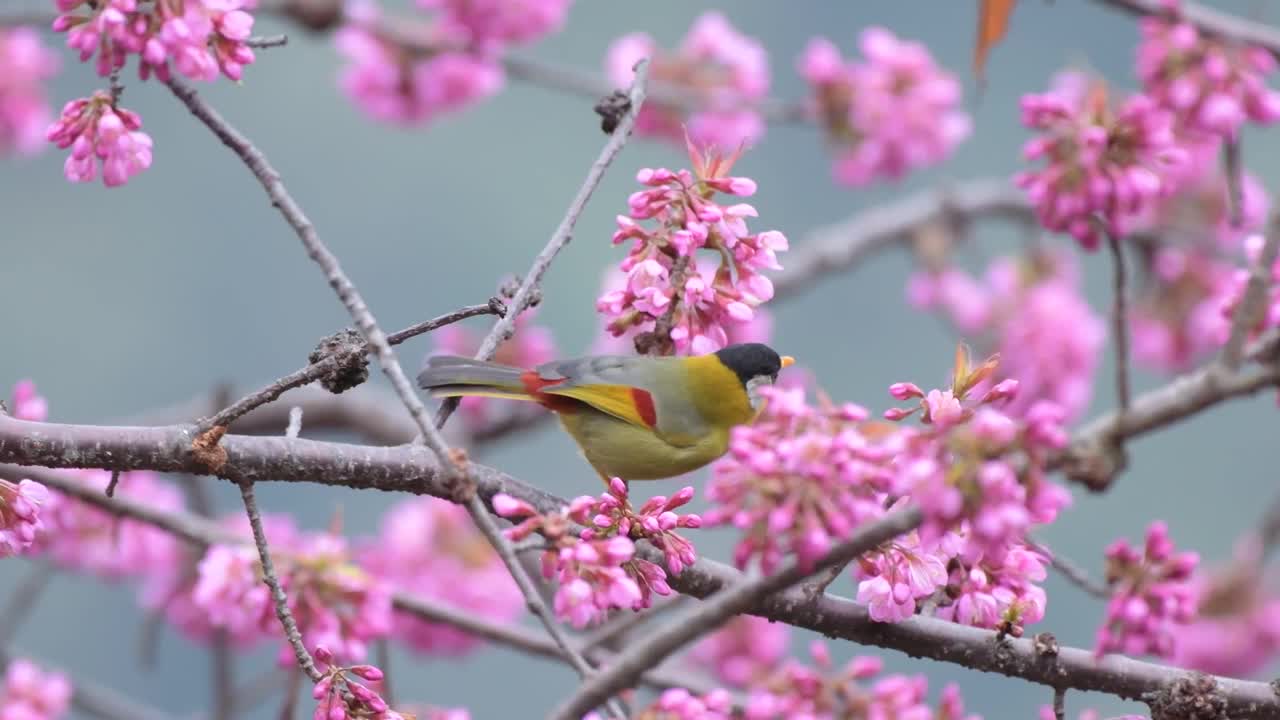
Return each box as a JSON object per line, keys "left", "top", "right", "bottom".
{"left": 1107, "top": 234, "right": 1133, "bottom": 413}
{"left": 1222, "top": 217, "right": 1279, "bottom": 369}
{"left": 1223, "top": 138, "right": 1243, "bottom": 228}
{"left": 236, "top": 479, "right": 323, "bottom": 682}
{"left": 1093, "top": 0, "right": 1280, "bottom": 59}
{"left": 434, "top": 59, "right": 650, "bottom": 428}
{"left": 1027, "top": 536, "right": 1109, "bottom": 599}
{"left": 245, "top": 34, "right": 288, "bottom": 48}
{"left": 1052, "top": 686, "right": 1066, "bottom": 720}
{"left": 551, "top": 507, "right": 924, "bottom": 719}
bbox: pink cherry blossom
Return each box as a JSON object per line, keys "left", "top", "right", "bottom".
{"left": 908, "top": 250, "right": 1105, "bottom": 421}
{"left": 1136, "top": 1, "right": 1280, "bottom": 142}
{"left": 422, "top": 0, "right": 572, "bottom": 51}
{"left": 10, "top": 380, "right": 48, "bottom": 421}
{"left": 45, "top": 90, "right": 153, "bottom": 187}
{"left": 598, "top": 142, "right": 787, "bottom": 355}
{"left": 689, "top": 614, "right": 788, "bottom": 688}
{"left": 742, "top": 644, "right": 979, "bottom": 720}
{"left": 429, "top": 308, "right": 556, "bottom": 433}
{"left": 1016, "top": 71, "right": 1187, "bottom": 249}
{"left": 798, "top": 29, "right": 970, "bottom": 187}
{"left": 193, "top": 517, "right": 393, "bottom": 664}
{"left": 605, "top": 11, "right": 768, "bottom": 150}
{"left": 934, "top": 539, "right": 1048, "bottom": 634}
{"left": 335, "top": 0, "right": 504, "bottom": 126}
{"left": 0, "top": 478, "right": 50, "bottom": 558}
{"left": 0, "top": 29, "right": 59, "bottom": 157}
{"left": 853, "top": 525, "right": 949, "bottom": 622}
{"left": 1130, "top": 247, "right": 1238, "bottom": 373}
{"left": 1096, "top": 521, "right": 1199, "bottom": 658}
{"left": 1217, "top": 233, "right": 1280, "bottom": 348}
{"left": 359, "top": 497, "right": 523, "bottom": 655}
{"left": 53, "top": 0, "right": 255, "bottom": 81}
{"left": 0, "top": 659, "right": 72, "bottom": 720}
{"left": 311, "top": 647, "right": 405, "bottom": 720}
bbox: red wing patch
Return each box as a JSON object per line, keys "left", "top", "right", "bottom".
{"left": 520, "top": 371, "right": 577, "bottom": 412}
{"left": 629, "top": 387, "right": 658, "bottom": 427}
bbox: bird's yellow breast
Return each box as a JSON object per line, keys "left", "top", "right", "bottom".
{"left": 678, "top": 354, "right": 757, "bottom": 429}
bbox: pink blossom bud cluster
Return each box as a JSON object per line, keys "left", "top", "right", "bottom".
{"left": 0, "top": 28, "right": 59, "bottom": 157}
{"left": 797, "top": 29, "right": 970, "bottom": 187}
{"left": 742, "top": 644, "right": 980, "bottom": 720}
{"left": 606, "top": 12, "right": 768, "bottom": 151}
{"left": 429, "top": 310, "right": 557, "bottom": 435}
{"left": 0, "top": 659, "right": 72, "bottom": 720}
{"left": 359, "top": 497, "right": 523, "bottom": 655}
{"left": 1016, "top": 71, "right": 1187, "bottom": 250}
{"left": 933, "top": 538, "right": 1049, "bottom": 634}
{"left": 1136, "top": 0, "right": 1280, "bottom": 142}
{"left": 193, "top": 516, "right": 393, "bottom": 664}
{"left": 494, "top": 479, "right": 701, "bottom": 628}
{"left": 597, "top": 142, "right": 787, "bottom": 355}
{"left": 335, "top": 0, "right": 569, "bottom": 125}
{"left": 53, "top": 0, "right": 256, "bottom": 82}
{"left": 585, "top": 688, "right": 735, "bottom": 720}
{"left": 1172, "top": 536, "right": 1280, "bottom": 677}
{"left": 689, "top": 614, "right": 789, "bottom": 688}
{"left": 1217, "top": 233, "right": 1280, "bottom": 347}
{"left": 0, "top": 382, "right": 51, "bottom": 556}
{"left": 906, "top": 250, "right": 1105, "bottom": 421}
{"left": 1129, "top": 246, "right": 1239, "bottom": 373}
{"left": 1096, "top": 521, "right": 1198, "bottom": 658}
{"left": 312, "top": 646, "right": 406, "bottom": 720}
{"left": 45, "top": 90, "right": 153, "bottom": 187}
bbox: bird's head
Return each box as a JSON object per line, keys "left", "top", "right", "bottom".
{"left": 713, "top": 342, "right": 795, "bottom": 410}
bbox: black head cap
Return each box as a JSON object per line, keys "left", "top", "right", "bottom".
{"left": 714, "top": 343, "right": 783, "bottom": 386}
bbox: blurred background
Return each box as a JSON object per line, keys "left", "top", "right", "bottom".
{"left": 3, "top": 0, "right": 1280, "bottom": 718}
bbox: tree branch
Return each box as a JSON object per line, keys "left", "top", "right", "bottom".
{"left": 1093, "top": 0, "right": 1280, "bottom": 58}
{"left": 1107, "top": 234, "right": 1133, "bottom": 413}
{"left": 3, "top": 434, "right": 1279, "bottom": 715}
{"left": 433, "top": 58, "right": 650, "bottom": 429}
{"left": 0, "top": 563, "right": 53, "bottom": 648}
{"left": 550, "top": 507, "right": 924, "bottom": 720}
{"left": 1221, "top": 217, "right": 1279, "bottom": 369}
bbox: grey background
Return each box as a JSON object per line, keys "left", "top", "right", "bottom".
{"left": 3, "top": 1, "right": 1279, "bottom": 718}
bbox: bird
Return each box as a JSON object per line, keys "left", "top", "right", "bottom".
{"left": 417, "top": 342, "right": 794, "bottom": 485}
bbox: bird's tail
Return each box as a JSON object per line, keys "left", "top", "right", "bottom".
{"left": 416, "top": 355, "right": 534, "bottom": 401}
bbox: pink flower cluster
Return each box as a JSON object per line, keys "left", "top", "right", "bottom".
{"left": 689, "top": 614, "right": 788, "bottom": 688}
{"left": 1129, "top": 246, "right": 1238, "bottom": 373}
{"left": 1016, "top": 71, "right": 1186, "bottom": 249}
{"left": 933, "top": 539, "right": 1048, "bottom": 634}
{"left": 598, "top": 142, "right": 787, "bottom": 355}
{"left": 1136, "top": 0, "right": 1280, "bottom": 141}
{"left": 606, "top": 12, "right": 768, "bottom": 151}
{"left": 585, "top": 688, "right": 735, "bottom": 720}
{"left": 359, "top": 497, "right": 523, "bottom": 655}
{"left": 429, "top": 310, "right": 557, "bottom": 434}
{"left": 1172, "top": 535, "right": 1280, "bottom": 677}
{"left": 193, "top": 515, "right": 393, "bottom": 664}
{"left": 742, "top": 644, "right": 979, "bottom": 720}
{"left": 46, "top": 90, "right": 153, "bottom": 187}
{"left": 311, "top": 646, "right": 405, "bottom": 720}
{"left": 907, "top": 250, "right": 1105, "bottom": 421}
{"left": 1096, "top": 521, "right": 1198, "bottom": 659}
{"left": 0, "top": 477, "right": 48, "bottom": 558}
{"left": 335, "top": 0, "right": 569, "bottom": 125}
{"left": 0, "top": 29, "right": 59, "bottom": 157}
{"left": 494, "top": 479, "right": 700, "bottom": 628}
{"left": 0, "top": 659, "right": 72, "bottom": 720}
{"left": 798, "top": 29, "right": 970, "bottom": 187}
{"left": 53, "top": 0, "right": 255, "bottom": 82}
{"left": 1217, "top": 233, "right": 1280, "bottom": 346}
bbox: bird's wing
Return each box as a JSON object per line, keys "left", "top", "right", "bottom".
{"left": 533, "top": 356, "right": 707, "bottom": 446}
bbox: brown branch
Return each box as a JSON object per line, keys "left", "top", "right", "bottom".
{"left": 434, "top": 59, "right": 650, "bottom": 429}
{"left": 1027, "top": 536, "right": 1109, "bottom": 599}
{"left": 1223, "top": 139, "right": 1243, "bottom": 228}
{"left": 236, "top": 479, "right": 323, "bottom": 682}
{"left": 1107, "top": 234, "right": 1133, "bottom": 413}
{"left": 1221, "top": 216, "right": 1279, "bottom": 369}
{"left": 193, "top": 303, "right": 500, "bottom": 434}
{"left": 245, "top": 34, "right": 288, "bottom": 48}
{"left": 1093, "top": 0, "right": 1280, "bottom": 58}
{"left": 4, "top": 437, "right": 1279, "bottom": 716}
{"left": 551, "top": 506, "right": 924, "bottom": 719}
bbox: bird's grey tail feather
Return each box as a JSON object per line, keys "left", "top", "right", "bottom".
{"left": 417, "top": 354, "right": 526, "bottom": 392}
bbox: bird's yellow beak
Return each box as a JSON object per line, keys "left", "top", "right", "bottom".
{"left": 781, "top": 355, "right": 795, "bottom": 368}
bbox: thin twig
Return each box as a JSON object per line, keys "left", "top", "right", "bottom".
{"left": 375, "top": 638, "right": 394, "bottom": 709}
{"left": 0, "top": 563, "right": 53, "bottom": 648}
{"left": 236, "top": 479, "right": 322, "bottom": 682}
{"left": 104, "top": 469, "right": 121, "bottom": 497}
{"left": 285, "top": 407, "right": 303, "bottom": 439}
{"left": 1027, "top": 536, "right": 1109, "bottom": 599}
{"left": 194, "top": 303, "right": 498, "bottom": 434}
{"left": 1107, "top": 234, "right": 1133, "bottom": 414}
{"left": 1224, "top": 138, "right": 1243, "bottom": 228}
{"left": 550, "top": 507, "right": 924, "bottom": 719}
{"left": 245, "top": 34, "right": 288, "bottom": 48}
{"left": 433, "top": 58, "right": 650, "bottom": 429}
{"left": 1221, "top": 217, "right": 1279, "bottom": 369}
{"left": 1053, "top": 686, "right": 1066, "bottom": 720}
